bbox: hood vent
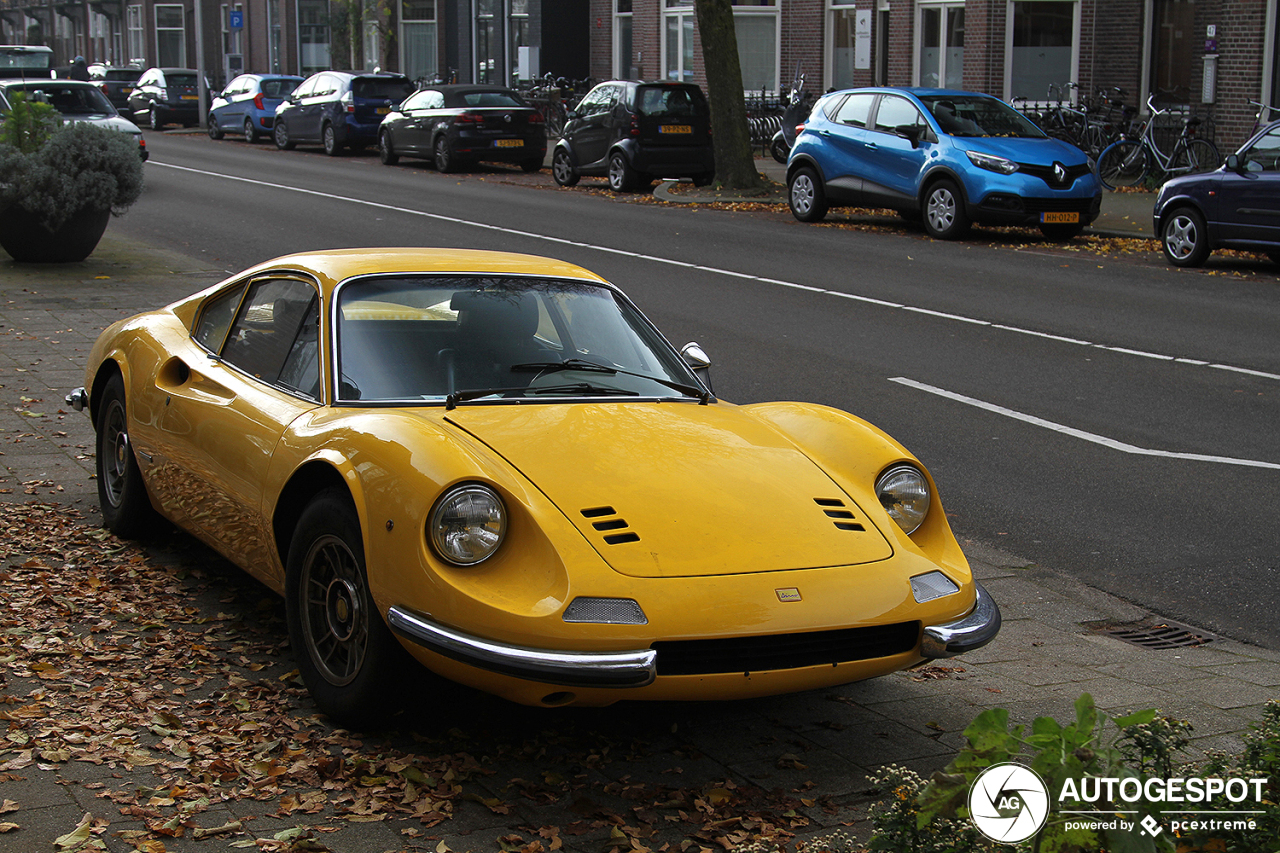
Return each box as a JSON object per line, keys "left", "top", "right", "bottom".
{"left": 815, "top": 498, "right": 866, "bottom": 532}
{"left": 581, "top": 506, "right": 640, "bottom": 545}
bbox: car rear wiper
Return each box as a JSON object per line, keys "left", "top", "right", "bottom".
{"left": 445, "top": 383, "right": 639, "bottom": 410}
{"left": 511, "top": 359, "right": 712, "bottom": 404}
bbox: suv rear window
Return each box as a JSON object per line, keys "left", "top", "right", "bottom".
{"left": 105, "top": 69, "right": 140, "bottom": 81}
{"left": 353, "top": 77, "right": 414, "bottom": 100}
{"left": 636, "top": 86, "right": 706, "bottom": 119}
{"left": 167, "top": 73, "right": 197, "bottom": 87}
{"left": 260, "top": 79, "right": 299, "bottom": 98}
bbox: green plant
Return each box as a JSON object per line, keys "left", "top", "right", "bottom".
{"left": 0, "top": 90, "right": 61, "bottom": 153}
{"left": 867, "top": 764, "right": 996, "bottom": 852}
{"left": 0, "top": 116, "right": 143, "bottom": 231}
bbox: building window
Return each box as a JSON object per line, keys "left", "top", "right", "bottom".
{"left": 733, "top": 0, "right": 778, "bottom": 93}
{"left": 1150, "top": 0, "right": 1195, "bottom": 105}
{"left": 365, "top": 21, "right": 381, "bottom": 71}
{"left": 401, "top": 0, "right": 437, "bottom": 83}
{"left": 1006, "top": 0, "right": 1078, "bottom": 102}
{"left": 127, "top": 4, "right": 145, "bottom": 65}
{"left": 298, "top": 0, "right": 330, "bottom": 75}
{"left": 663, "top": 0, "right": 695, "bottom": 83}
{"left": 919, "top": 2, "right": 964, "bottom": 88}
{"left": 155, "top": 5, "right": 186, "bottom": 67}
{"left": 615, "top": 0, "right": 633, "bottom": 79}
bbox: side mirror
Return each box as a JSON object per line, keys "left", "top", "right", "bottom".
{"left": 895, "top": 124, "right": 923, "bottom": 147}
{"left": 1226, "top": 153, "right": 1240, "bottom": 172}
{"left": 566, "top": 108, "right": 579, "bottom": 121}
{"left": 681, "top": 341, "right": 714, "bottom": 396}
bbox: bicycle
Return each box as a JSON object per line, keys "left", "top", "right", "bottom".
{"left": 1248, "top": 98, "right": 1280, "bottom": 134}
{"left": 1096, "top": 94, "right": 1221, "bottom": 189}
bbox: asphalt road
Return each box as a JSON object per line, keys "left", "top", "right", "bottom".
{"left": 118, "top": 132, "right": 1280, "bottom": 650}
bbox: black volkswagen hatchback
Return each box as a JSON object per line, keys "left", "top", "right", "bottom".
{"left": 377, "top": 84, "right": 545, "bottom": 172}
{"left": 274, "top": 71, "right": 415, "bottom": 155}
{"left": 551, "top": 80, "right": 714, "bottom": 192}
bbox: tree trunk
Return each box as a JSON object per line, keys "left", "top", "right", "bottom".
{"left": 694, "top": 0, "right": 765, "bottom": 190}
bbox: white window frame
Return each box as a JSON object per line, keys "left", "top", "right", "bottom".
{"left": 614, "top": 0, "right": 633, "bottom": 79}
{"left": 661, "top": 0, "right": 696, "bottom": 84}
{"left": 154, "top": 4, "right": 186, "bottom": 67}
{"left": 732, "top": 0, "right": 780, "bottom": 94}
{"left": 126, "top": 4, "right": 145, "bottom": 66}
{"left": 914, "top": 0, "right": 966, "bottom": 89}
{"left": 400, "top": 0, "right": 437, "bottom": 83}
{"left": 826, "top": 0, "right": 859, "bottom": 92}
{"left": 1002, "top": 0, "right": 1081, "bottom": 103}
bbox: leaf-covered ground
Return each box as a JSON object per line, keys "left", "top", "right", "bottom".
{"left": 1, "top": 501, "right": 865, "bottom": 853}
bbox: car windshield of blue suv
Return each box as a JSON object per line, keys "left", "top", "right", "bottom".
{"left": 918, "top": 95, "right": 1046, "bottom": 139}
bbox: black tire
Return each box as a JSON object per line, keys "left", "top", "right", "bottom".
{"left": 923, "top": 178, "right": 970, "bottom": 239}
{"left": 551, "top": 149, "right": 579, "bottom": 186}
{"left": 274, "top": 120, "right": 295, "bottom": 150}
{"left": 285, "top": 488, "right": 409, "bottom": 728}
{"left": 1268, "top": 251, "right": 1280, "bottom": 267}
{"left": 243, "top": 117, "right": 259, "bottom": 144}
{"left": 1097, "top": 140, "right": 1148, "bottom": 189}
{"left": 434, "top": 135, "right": 457, "bottom": 172}
{"left": 150, "top": 107, "right": 165, "bottom": 131}
{"left": 95, "top": 374, "right": 158, "bottom": 538}
{"left": 1040, "top": 222, "right": 1084, "bottom": 241}
{"left": 608, "top": 151, "right": 642, "bottom": 192}
{"left": 378, "top": 131, "right": 399, "bottom": 165}
{"left": 207, "top": 115, "right": 224, "bottom": 140}
{"left": 692, "top": 173, "right": 714, "bottom": 187}
{"left": 322, "top": 123, "right": 344, "bottom": 156}
{"left": 520, "top": 157, "right": 543, "bottom": 173}
{"left": 1161, "top": 206, "right": 1211, "bottom": 267}
{"left": 1173, "top": 138, "right": 1222, "bottom": 176}
{"left": 788, "top": 166, "right": 828, "bottom": 222}
{"left": 770, "top": 136, "right": 789, "bottom": 164}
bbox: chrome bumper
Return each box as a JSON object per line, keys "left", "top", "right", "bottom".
{"left": 920, "top": 581, "right": 1001, "bottom": 658}
{"left": 386, "top": 606, "right": 657, "bottom": 688}
{"left": 66, "top": 387, "right": 89, "bottom": 413}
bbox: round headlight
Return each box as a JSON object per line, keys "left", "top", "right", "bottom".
{"left": 876, "top": 464, "right": 930, "bottom": 535}
{"left": 429, "top": 484, "right": 507, "bottom": 566}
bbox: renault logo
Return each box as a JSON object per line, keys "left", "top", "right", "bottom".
{"left": 1053, "top": 162, "right": 1067, "bottom": 184}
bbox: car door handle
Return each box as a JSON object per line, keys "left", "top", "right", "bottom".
{"left": 864, "top": 142, "right": 879, "bottom": 150}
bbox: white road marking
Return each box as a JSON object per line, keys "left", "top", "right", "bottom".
{"left": 890, "top": 377, "right": 1280, "bottom": 470}
{"left": 154, "top": 161, "right": 1280, "bottom": 384}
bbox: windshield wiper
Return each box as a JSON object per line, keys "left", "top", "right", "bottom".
{"left": 511, "top": 359, "right": 712, "bottom": 404}
{"left": 445, "top": 383, "right": 639, "bottom": 410}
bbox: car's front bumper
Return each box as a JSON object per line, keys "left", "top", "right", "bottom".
{"left": 920, "top": 581, "right": 1001, "bottom": 658}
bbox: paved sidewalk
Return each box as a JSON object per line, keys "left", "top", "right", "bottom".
{"left": 1, "top": 229, "right": 1272, "bottom": 853}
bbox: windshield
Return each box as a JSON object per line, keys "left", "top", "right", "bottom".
{"left": 336, "top": 276, "right": 704, "bottom": 404}
{"left": 0, "top": 48, "right": 52, "bottom": 71}
{"left": 919, "top": 94, "right": 1046, "bottom": 138}
{"left": 7, "top": 83, "right": 115, "bottom": 115}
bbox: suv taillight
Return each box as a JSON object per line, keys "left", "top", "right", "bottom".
{"left": 629, "top": 115, "right": 639, "bottom": 137}
{"left": 253, "top": 92, "right": 265, "bottom": 111}
{"left": 341, "top": 91, "right": 354, "bottom": 114}
{"left": 100, "top": 83, "right": 110, "bottom": 96}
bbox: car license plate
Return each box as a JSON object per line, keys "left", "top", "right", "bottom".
{"left": 377, "top": 106, "right": 390, "bottom": 114}
{"left": 660, "top": 125, "right": 692, "bottom": 134}
{"left": 122, "top": 87, "right": 133, "bottom": 94}
{"left": 494, "top": 139, "right": 523, "bottom": 148}
{"left": 180, "top": 94, "right": 198, "bottom": 100}
{"left": 1041, "top": 211, "right": 1079, "bottom": 224}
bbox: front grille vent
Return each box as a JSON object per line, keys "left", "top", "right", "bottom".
{"left": 653, "top": 621, "right": 920, "bottom": 675}
{"left": 581, "top": 506, "right": 640, "bottom": 545}
{"left": 815, "top": 498, "right": 865, "bottom": 532}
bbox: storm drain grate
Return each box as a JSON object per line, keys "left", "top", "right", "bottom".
{"left": 1086, "top": 619, "right": 1217, "bottom": 650}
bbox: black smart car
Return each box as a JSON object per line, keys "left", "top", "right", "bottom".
{"left": 378, "top": 84, "right": 545, "bottom": 173}
{"left": 274, "top": 70, "right": 415, "bottom": 155}
{"left": 551, "top": 80, "right": 714, "bottom": 192}
{"left": 126, "top": 67, "right": 199, "bottom": 129}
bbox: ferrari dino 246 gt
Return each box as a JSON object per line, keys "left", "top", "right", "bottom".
{"left": 70, "top": 248, "right": 999, "bottom": 726}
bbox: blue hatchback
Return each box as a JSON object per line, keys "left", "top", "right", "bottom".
{"left": 208, "top": 74, "right": 303, "bottom": 143}
{"left": 787, "top": 87, "right": 1102, "bottom": 240}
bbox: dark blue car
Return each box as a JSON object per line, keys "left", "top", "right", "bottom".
{"left": 1153, "top": 119, "right": 1280, "bottom": 267}
{"left": 208, "top": 73, "right": 303, "bottom": 143}
{"left": 273, "top": 70, "right": 414, "bottom": 156}
{"left": 787, "top": 87, "right": 1102, "bottom": 240}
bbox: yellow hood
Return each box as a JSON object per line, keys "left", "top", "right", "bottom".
{"left": 445, "top": 403, "right": 894, "bottom": 578}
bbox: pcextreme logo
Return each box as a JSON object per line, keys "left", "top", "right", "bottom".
{"left": 968, "top": 763, "right": 1051, "bottom": 843}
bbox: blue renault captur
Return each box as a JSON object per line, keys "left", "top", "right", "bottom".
{"left": 786, "top": 87, "right": 1102, "bottom": 240}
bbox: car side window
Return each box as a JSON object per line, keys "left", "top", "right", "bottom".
{"left": 873, "top": 95, "right": 926, "bottom": 135}
{"left": 833, "top": 93, "right": 874, "bottom": 128}
{"left": 194, "top": 284, "right": 247, "bottom": 353}
{"left": 1244, "top": 128, "right": 1280, "bottom": 172}
{"left": 220, "top": 278, "right": 321, "bottom": 390}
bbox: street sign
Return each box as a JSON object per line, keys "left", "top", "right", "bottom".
{"left": 229, "top": 10, "right": 244, "bottom": 29}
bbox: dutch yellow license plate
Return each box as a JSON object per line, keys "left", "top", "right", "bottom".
{"left": 494, "top": 139, "right": 523, "bottom": 148}
{"left": 377, "top": 107, "right": 390, "bottom": 114}
{"left": 660, "top": 125, "right": 692, "bottom": 134}
{"left": 1041, "top": 211, "right": 1079, "bottom": 224}
{"left": 180, "top": 95, "right": 198, "bottom": 100}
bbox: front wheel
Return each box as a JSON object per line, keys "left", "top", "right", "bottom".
{"left": 207, "top": 115, "right": 224, "bottom": 139}
{"left": 286, "top": 488, "right": 409, "bottom": 728}
{"left": 95, "top": 374, "right": 158, "bottom": 538}
{"left": 1161, "top": 206, "right": 1211, "bottom": 267}
{"left": 378, "top": 131, "right": 399, "bottom": 165}
{"left": 1173, "top": 138, "right": 1222, "bottom": 176}
{"left": 551, "top": 149, "right": 579, "bottom": 186}
{"left": 923, "top": 179, "right": 970, "bottom": 239}
{"left": 1097, "top": 140, "right": 1149, "bottom": 189}
{"left": 788, "top": 166, "right": 828, "bottom": 222}
{"left": 274, "top": 120, "right": 296, "bottom": 150}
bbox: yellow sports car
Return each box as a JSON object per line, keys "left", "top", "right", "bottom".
{"left": 69, "top": 248, "right": 999, "bottom": 726}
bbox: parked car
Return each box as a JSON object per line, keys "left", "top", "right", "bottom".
{"left": 0, "top": 79, "right": 147, "bottom": 159}
{"left": 0, "top": 45, "right": 53, "bottom": 79}
{"left": 127, "top": 67, "right": 199, "bottom": 129}
{"left": 552, "top": 80, "right": 715, "bottom": 192}
{"left": 377, "top": 84, "right": 546, "bottom": 173}
{"left": 208, "top": 73, "right": 303, "bottom": 143}
{"left": 787, "top": 87, "right": 1103, "bottom": 240}
{"left": 274, "top": 70, "right": 414, "bottom": 155}
{"left": 1153, "top": 119, "right": 1280, "bottom": 268}
{"left": 67, "top": 247, "right": 999, "bottom": 727}
{"left": 87, "top": 64, "right": 141, "bottom": 110}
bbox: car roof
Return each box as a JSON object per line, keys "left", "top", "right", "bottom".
{"left": 422, "top": 83, "right": 518, "bottom": 93}
{"left": 0, "top": 78, "right": 99, "bottom": 89}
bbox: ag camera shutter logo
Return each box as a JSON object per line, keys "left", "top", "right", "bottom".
{"left": 968, "top": 763, "right": 1051, "bottom": 843}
